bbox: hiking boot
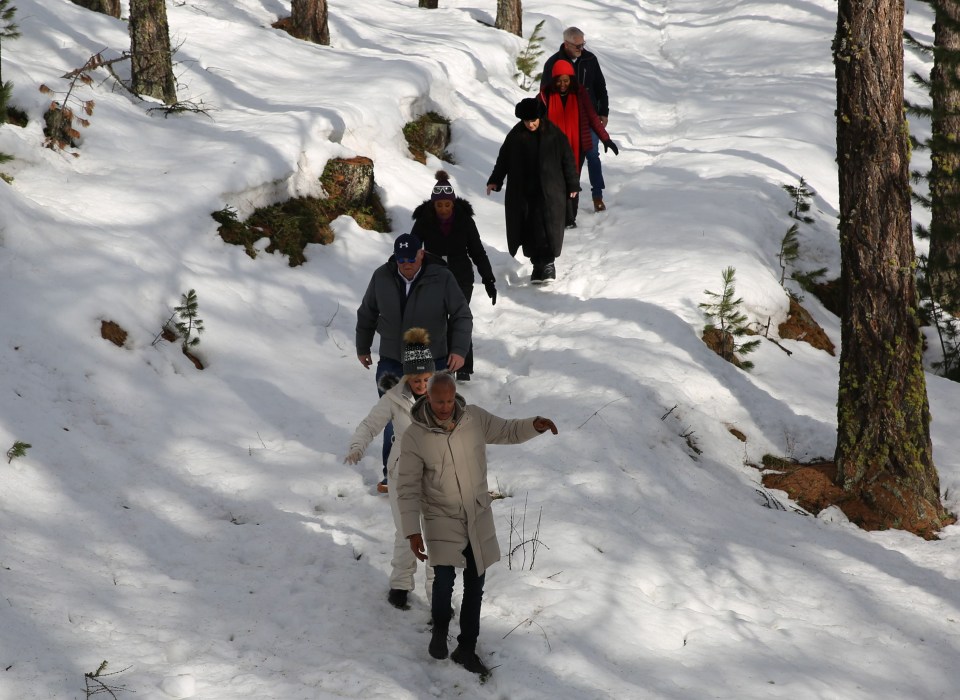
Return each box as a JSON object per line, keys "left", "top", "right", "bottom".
{"left": 530, "top": 265, "right": 544, "bottom": 285}
{"left": 429, "top": 619, "right": 450, "bottom": 660}
{"left": 387, "top": 589, "right": 408, "bottom": 609}
{"left": 377, "top": 478, "right": 388, "bottom": 494}
{"left": 451, "top": 644, "right": 490, "bottom": 676}
{"left": 593, "top": 197, "right": 606, "bottom": 212}
{"left": 455, "top": 370, "right": 471, "bottom": 382}
{"left": 565, "top": 221, "right": 578, "bottom": 229}
{"left": 541, "top": 263, "right": 556, "bottom": 282}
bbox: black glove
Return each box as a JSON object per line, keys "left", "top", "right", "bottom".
{"left": 603, "top": 139, "right": 619, "bottom": 156}
{"left": 484, "top": 280, "right": 497, "bottom": 306}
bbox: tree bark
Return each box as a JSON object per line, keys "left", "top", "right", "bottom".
{"left": 291, "top": 0, "right": 330, "bottom": 46}
{"left": 495, "top": 0, "right": 522, "bottom": 37}
{"left": 129, "top": 0, "right": 177, "bottom": 105}
{"left": 71, "top": 0, "right": 121, "bottom": 17}
{"left": 419, "top": 0, "right": 439, "bottom": 7}
{"left": 833, "top": 0, "right": 948, "bottom": 536}
{"left": 928, "top": 1, "right": 960, "bottom": 314}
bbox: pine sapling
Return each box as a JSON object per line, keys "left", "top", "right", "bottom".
{"left": 700, "top": 266, "right": 761, "bottom": 370}
{"left": 174, "top": 289, "right": 204, "bottom": 352}
{"left": 514, "top": 19, "right": 546, "bottom": 90}
{"left": 778, "top": 223, "right": 800, "bottom": 286}
{"left": 39, "top": 51, "right": 105, "bottom": 152}
{"left": 6, "top": 440, "right": 30, "bottom": 463}
{"left": 782, "top": 176, "right": 816, "bottom": 223}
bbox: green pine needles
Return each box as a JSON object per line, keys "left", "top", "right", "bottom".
{"left": 700, "top": 266, "right": 761, "bottom": 370}
{"left": 514, "top": 19, "right": 545, "bottom": 90}
{"left": 174, "top": 289, "right": 204, "bottom": 351}
{"left": 6, "top": 440, "right": 30, "bottom": 463}
{"left": 782, "top": 176, "right": 816, "bottom": 224}
{"left": 777, "top": 177, "right": 826, "bottom": 294}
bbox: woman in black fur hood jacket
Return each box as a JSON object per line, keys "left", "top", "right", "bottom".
{"left": 410, "top": 171, "right": 497, "bottom": 381}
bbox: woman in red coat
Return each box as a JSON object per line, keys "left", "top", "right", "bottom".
{"left": 540, "top": 59, "right": 618, "bottom": 228}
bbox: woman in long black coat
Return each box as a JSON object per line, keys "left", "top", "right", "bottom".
{"left": 486, "top": 98, "right": 579, "bottom": 285}
{"left": 411, "top": 171, "right": 497, "bottom": 381}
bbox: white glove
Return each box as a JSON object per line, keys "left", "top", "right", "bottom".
{"left": 343, "top": 449, "right": 363, "bottom": 465}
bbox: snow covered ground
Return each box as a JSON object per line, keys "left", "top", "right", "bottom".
{"left": 2, "top": 0, "right": 960, "bottom": 698}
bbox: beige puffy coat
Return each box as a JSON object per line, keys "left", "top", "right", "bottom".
{"left": 397, "top": 394, "right": 541, "bottom": 575}
{"left": 346, "top": 379, "right": 416, "bottom": 473}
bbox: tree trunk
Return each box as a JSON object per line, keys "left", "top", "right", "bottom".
{"left": 833, "top": 1, "right": 948, "bottom": 537}
{"left": 419, "top": 0, "right": 439, "bottom": 7}
{"left": 71, "top": 0, "right": 121, "bottom": 17}
{"left": 928, "top": 1, "right": 960, "bottom": 314}
{"left": 495, "top": 0, "right": 521, "bottom": 37}
{"left": 291, "top": 0, "right": 330, "bottom": 46}
{"left": 129, "top": 0, "right": 177, "bottom": 105}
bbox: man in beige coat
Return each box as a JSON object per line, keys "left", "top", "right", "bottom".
{"left": 396, "top": 372, "right": 558, "bottom": 676}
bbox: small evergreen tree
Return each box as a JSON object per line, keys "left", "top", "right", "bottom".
{"left": 777, "top": 223, "right": 800, "bottom": 287}
{"left": 6, "top": 440, "right": 30, "bottom": 463}
{"left": 700, "top": 266, "right": 760, "bottom": 370}
{"left": 39, "top": 52, "right": 102, "bottom": 152}
{"left": 0, "top": 0, "right": 21, "bottom": 126}
{"left": 778, "top": 176, "right": 827, "bottom": 293}
{"left": 514, "top": 19, "right": 545, "bottom": 90}
{"left": 782, "top": 176, "right": 816, "bottom": 223}
{"left": 174, "top": 289, "right": 204, "bottom": 351}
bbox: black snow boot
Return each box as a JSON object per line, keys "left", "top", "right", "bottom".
{"left": 451, "top": 643, "right": 490, "bottom": 676}
{"left": 387, "top": 589, "right": 408, "bottom": 609}
{"left": 429, "top": 618, "right": 450, "bottom": 660}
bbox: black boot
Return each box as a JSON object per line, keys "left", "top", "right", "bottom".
{"left": 429, "top": 618, "right": 450, "bottom": 660}
{"left": 387, "top": 588, "right": 408, "bottom": 609}
{"left": 451, "top": 643, "right": 490, "bottom": 676}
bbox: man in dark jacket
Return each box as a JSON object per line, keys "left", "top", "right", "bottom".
{"left": 542, "top": 26, "right": 611, "bottom": 213}
{"left": 356, "top": 232, "right": 473, "bottom": 489}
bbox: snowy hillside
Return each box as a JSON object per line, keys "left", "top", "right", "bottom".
{"left": 2, "top": 1, "right": 960, "bottom": 698}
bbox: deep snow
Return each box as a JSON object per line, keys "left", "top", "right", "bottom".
{"left": 2, "top": 1, "right": 960, "bottom": 698}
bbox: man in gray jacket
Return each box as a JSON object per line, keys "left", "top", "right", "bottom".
{"left": 356, "top": 233, "right": 473, "bottom": 490}
{"left": 397, "top": 373, "right": 558, "bottom": 676}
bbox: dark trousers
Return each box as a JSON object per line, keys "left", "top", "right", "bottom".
{"left": 566, "top": 151, "right": 588, "bottom": 226}
{"left": 432, "top": 544, "right": 486, "bottom": 648}
{"left": 375, "top": 355, "right": 448, "bottom": 479}
{"left": 448, "top": 285, "right": 474, "bottom": 375}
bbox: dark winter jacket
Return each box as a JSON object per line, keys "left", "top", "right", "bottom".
{"left": 356, "top": 256, "right": 472, "bottom": 362}
{"left": 487, "top": 120, "right": 579, "bottom": 258}
{"left": 539, "top": 83, "right": 611, "bottom": 167}
{"left": 542, "top": 46, "right": 609, "bottom": 116}
{"left": 410, "top": 198, "right": 495, "bottom": 295}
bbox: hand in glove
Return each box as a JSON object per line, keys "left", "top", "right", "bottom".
{"left": 484, "top": 280, "right": 497, "bottom": 305}
{"left": 343, "top": 449, "right": 363, "bottom": 465}
{"left": 603, "top": 139, "right": 619, "bottom": 156}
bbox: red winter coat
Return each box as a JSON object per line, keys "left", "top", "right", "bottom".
{"left": 539, "top": 83, "right": 610, "bottom": 169}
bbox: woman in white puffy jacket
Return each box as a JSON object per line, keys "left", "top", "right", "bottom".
{"left": 344, "top": 327, "right": 435, "bottom": 609}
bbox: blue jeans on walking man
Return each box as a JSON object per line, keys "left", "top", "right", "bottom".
{"left": 585, "top": 129, "right": 605, "bottom": 199}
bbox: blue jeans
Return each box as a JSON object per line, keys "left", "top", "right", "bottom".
{"left": 585, "top": 129, "right": 605, "bottom": 199}
{"left": 375, "top": 354, "right": 448, "bottom": 479}
{"left": 432, "top": 544, "right": 486, "bottom": 647}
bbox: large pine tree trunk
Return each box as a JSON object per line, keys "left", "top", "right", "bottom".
{"left": 928, "top": 1, "right": 960, "bottom": 314}
{"left": 495, "top": 0, "right": 521, "bottom": 37}
{"left": 129, "top": 0, "right": 177, "bottom": 105}
{"left": 833, "top": 1, "right": 948, "bottom": 537}
{"left": 291, "top": 0, "right": 329, "bottom": 46}
{"left": 71, "top": 0, "right": 121, "bottom": 17}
